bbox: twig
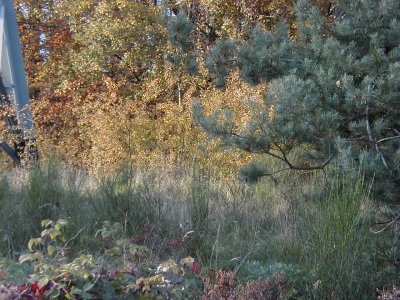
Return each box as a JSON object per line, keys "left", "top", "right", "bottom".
{"left": 370, "top": 212, "right": 400, "bottom": 234}
{"left": 234, "top": 244, "right": 255, "bottom": 275}
{"left": 271, "top": 143, "right": 335, "bottom": 171}
{"left": 348, "top": 135, "right": 400, "bottom": 145}
{"left": 376, "top": 135, "right": 400, "bottom": 144}
{"left": 262, "top": 167, "right": 291, "bottom": 177}
{"left": 366, "top": 107, "right": 388, "bottom": 169}
{"left": 50, "top": 226, "right": 86, "bottom": 263}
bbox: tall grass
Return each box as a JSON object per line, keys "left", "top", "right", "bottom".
{"left": 299, "top": 172, "right": 379, "bottom": 299}
{"left": 0, "top": 161, "right": 396, "bottom": 298}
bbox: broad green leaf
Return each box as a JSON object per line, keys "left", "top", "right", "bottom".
{"left": 81, "top": 291, "right": 93, "bottom": 299}
{"left": 65, "top": 293, "right": 73, "bottom": 300}
{"left": 19, "top": 253, "right": 33, "bottom": 264}
{"left": 71, "top": 288, "right": 83, "bottom": 295}
{"left": 49, "top": 229, "right": 62, "bottom": 240}
{"left": 41, "top": 219, "right": 53, "bottom": 228}
{"left": 55, "top": 219, "right": 67, "bottom": 230}
{"left": 54, "top": 224, "right": 64, "bottom": 231}
{"left": 83, "top": 281, "right": 96, "bottom": 292}
{"left": 28, "top": 238, "right": 36, "bottom": 250}
{"left": 38, "top": 277, "right": 49, "bottom": 288}
{"left": 33, "top": 252, "right": 44, "bottom": 261}
{"left": 57, "top": 219, "right": 67, "bottom": 226}
{"left": 102, "top": 232, "right": 111, "bottom": 239}
{"left": 47, "top": 245, "right": 57, "bottom": 256}
{"left": 45, "top": 288, "right": 61, "bottom": 299}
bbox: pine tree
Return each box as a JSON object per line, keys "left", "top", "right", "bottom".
{"left": 169, "top": 0, "right": 400, "bottom": 200}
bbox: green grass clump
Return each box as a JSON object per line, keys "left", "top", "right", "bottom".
{"left": 299, "top": 173, "right": 380, "bottom": 299}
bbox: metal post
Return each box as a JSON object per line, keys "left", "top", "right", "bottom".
{"left": 0, "top": 0, "right": 32, "bottom": 132}
{"left": 0, "top": 0, "right": 38, "bottom": 166}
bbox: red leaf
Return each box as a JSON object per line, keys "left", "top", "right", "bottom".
{"left": 192, "top": 260, "right": 201, "bottom": 275}
{"left": 39, "top": 281, "right": 54, "bottom": 294}
{"left": 39, "top": 285, "right": 47, "bottom": 294}
{"left": 31, "top": 282, "right": 39, "bottom": 293}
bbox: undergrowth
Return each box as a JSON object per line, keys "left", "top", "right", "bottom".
{"left": 0, "top": 161, "right": 398, "bottom": 299}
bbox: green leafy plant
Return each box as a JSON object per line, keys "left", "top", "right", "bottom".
{"left": 20, "top": 219, "right": 68, "bottom": 264}
{"left": 96, "top": 220, "right": 151, "bottom": 263}
{"left": 18, "top": 219, "right": 99, "bottom": 299}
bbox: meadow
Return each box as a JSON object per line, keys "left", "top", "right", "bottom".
{"left": 0, "top": 160, "right": 398, "bottom": 299}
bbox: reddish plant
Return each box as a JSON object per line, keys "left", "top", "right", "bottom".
{"left": 202, "top": 270, "right": 237, "bottom": 300}
{"left": 236, "top": 272, "right": 288, "bottom": 300}
{"left": 201, "top": 270, "right": 288, "bottom": 300}
{"left": 169, "top": 237, "right": 184, "bottom": 250}
{"left": 30, "top": 281, "right": 55, "bottom": 297}
{"left": 192, "top": 260, "right": 201, "bottom": 275}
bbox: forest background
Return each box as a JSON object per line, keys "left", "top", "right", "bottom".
{"left": 0, "top": 0, "right": 400, "bottom": 299}
{"left": 7, "top": 0, "right": 322, "bottom": 173}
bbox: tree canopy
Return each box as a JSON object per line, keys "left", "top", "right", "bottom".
{"left": 13, "top": 0, "right": 298, "bottom": 172}
{"left": 176, "top": 0, "right": 400, "bottom": 199}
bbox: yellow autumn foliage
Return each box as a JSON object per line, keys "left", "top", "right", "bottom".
{"left": 11, "top": 0, "right": 305, "bottom": 175}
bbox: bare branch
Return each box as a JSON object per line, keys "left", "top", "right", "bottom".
{"left": 348, "top": 135, "right": 400, "bottom": 145}
{"left": 366, "top": 107, "right": 388, "bottom": 169}
{"left": 261, "top": 167, "right": 291, "bottom": 177}
{"left": 272, "top": 142, "right": 335, "bottom": 171}
{"left": 370, "top": 212, "right": 400, "bottom": 234}
{"left": 376, "top": 135, "right": 400, "bottom": 144}
{"left": 288, "top": 154, "right": 335, "bottom": 171}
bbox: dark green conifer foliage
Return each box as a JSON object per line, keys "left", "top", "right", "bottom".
{"left": 170, "top": 0, "right": 400, "bottom": 200}
{"left": 167, "top": 12, "right": 194, "bottom": 52}
{"left": 167, "top": 12, "right": 198, "bottom": 75}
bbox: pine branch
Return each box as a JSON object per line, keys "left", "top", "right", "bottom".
{"left": 272, "top": 142, "right": 335, "bottom": 171}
